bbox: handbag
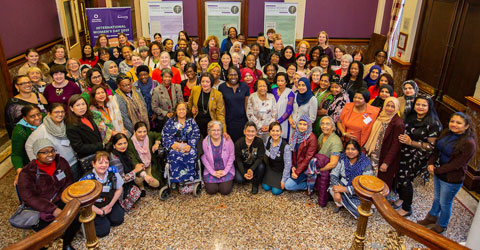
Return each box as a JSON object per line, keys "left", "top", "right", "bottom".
{"left": 79, "top": 154, "right": 96, "bottom": 173}
{"left": 9, "top": 168, "right": 42, "bottom": 229}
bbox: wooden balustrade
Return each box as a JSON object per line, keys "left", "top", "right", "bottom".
{"left": 350, "top": 175, "right": 470, "bottom": 250}
{"left": 3, "top": 180, "right": 102, "bottom": 250}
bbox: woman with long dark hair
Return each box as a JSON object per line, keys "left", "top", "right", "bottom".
{"left": 418, "top": 112, "right": 476, "bottom": 233}
{"left": 395, "top": 95, "right": 442, "bottom": 217}
{"left": 341, "top": 61, "right": 366, "bottom": 101}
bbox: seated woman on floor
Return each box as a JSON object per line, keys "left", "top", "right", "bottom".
{"left": 128, "top": 121, "right": 164, "bottom": 196}
{"left": 328, "top": 140, "right": 374, "bottom": 219}
{"left": 201, "top": 120, "right": 235, "bottom": 195}
{"left": 234, "top": 121, "right": 266, "bottom": 194}
{"left": 162, "top": 102, "right": 201, "bottom": 192}
{"left": 262, "top": 121, "right": 292, "bottom": 196}
{"left": 108, "top": 133, "right": 143, "bottom": 211}
{"left": 284, "top": 114, "right": 318, "bottom": 191}
{"left": 18, "top": 138, "right": 79, "bottom": 249}
{"left": 80, "top": 151, "right": 124, "bottom": 238}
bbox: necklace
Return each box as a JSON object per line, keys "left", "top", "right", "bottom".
{"left": 56, "top": 87, "right": 64, "bottom": 96}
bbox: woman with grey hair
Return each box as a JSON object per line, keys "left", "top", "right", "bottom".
{"left": 201, "top": 120, "right": 235, "bottom": 195}
{"left": 316, "top": 116, "right": 343, "bottom": 206}
{"left": 151, "top": 67, "right": 183, "bottom": 130}
{"left": 334, "top": 54, "right": 353, "bottom": 80}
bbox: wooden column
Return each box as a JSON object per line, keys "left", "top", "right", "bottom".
{"left": 349, "top": 176, "right": 389, "bottom": 250}
{"left": 62, "top": 180, "right": 103, "bottom": 250}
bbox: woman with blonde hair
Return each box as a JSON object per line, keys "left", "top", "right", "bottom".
{"left": 27, "top": 67, "right": 47, "bottom": 94}
{"left": 316, "top": 31, "right": 333, "bottom": 60}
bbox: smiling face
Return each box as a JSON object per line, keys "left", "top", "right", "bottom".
{"left": 122, "top": 47, "right": 132, "bottom": 60}
{"left": 208, "top": 39, "right": 216, "bottom": 48}
{"left": 257, "top": 80, "right": 268, "bottom": 96}
{"left": 312, "top": 49, "right": 320, "bottom": 61}
{"left": 26, "top": 51, "right": 39, "bottom": 65}
{"left": 55, "top": 48, "right": 65, "bottom": 60}
{"left": 297, "top": 80, "right": 307, "bottom": 94}
{"left": 245, "top": 55, "right": 255, "bottom": 69}
{"left": 28, "top": 70, "right": 42, "bottom": 83}
{"left": 191, "top": 41, "right": 199, "bottom": 51}
{"left": 92, "top": 156, "right": 109, "bottom": 175}
{"left": 297, "top": 120, "right": 308, "bottom": 133}
{"left": 414, "top": 98, "right": 429, "bottom": 117}
{"left": 379, "top": 88, "right": 391, "bottom": 100}
{"left": 94, "top": 87, "right": 107, "bottom": 104}
{"left": 209, "top": 123, "right": 222, "bottom": 140}
{"left": 118, "top": 34, "right": 127, "bottom": 45}
{"left": 243, "top": 72, "right": 253, "bottom": 84}
{"left": 36, "top": 146, "right": 56, "bottom": 165}
{"left": 176, "top": 103, "right": 187, "bottom": 119}
{"left": 221, "top": 54, "right": 231, "bottom": 67}
{"left": 210, "top": 67, "right": 221, "bottom": 80}
{"left": 107, "top": 63, "right": 118, "bottom": 75}
{"left": 228, "top": 28, "right": 237, "bottom": 39}
{"left": 132, "top": 55, "right": 143, "bottom": 67}
{"left": 227, "top": 69, "right": 239, "bottom": 85}
{"left": 274, "top": 40, "right": 283, "bottom": 51}
{"left": 350, "top": 63, "right": 359, "bottom": 77}
{"left": 269, "top": 124, "right": 282, "bottom": 141}
{"left": 185, "top": 67, "right": 196, "bottom": 80}
{"left": 211, "top": 50, "right": 219, "bottom": 61}
{"left": 134, "top": 126, "right": 148, "bottom": 141}
{"left": 201, "top": 76, "right": 212, "bottom": 92}
{"left": 176, "top": 51, "right": 186, "bottom": 62}
{"left": 25, "top": 108, "right": 42, "bottom": 127}
{"left": 341, "top": 58, "right": 350, "bottom": 70}
{"left": 334, "top": 48, "right": 344, "bottom": 60}
{"left": 375, "top": 52, "right": 387, "bottom": 65}
{"left": 99, "top": 36, "right": 108, "bottom": 47}
{"left": 276, "top": 75, "right": 286, "bottom": 89}
{"left": 165, "top": 40, "right": 173, "bottom": 52}
{"left": 250, "top": 46, "right": 260, "bottom": 57}
{"left": 67, "top": 59, "right": 80, "bottom": 72}
{"left": 70, "top": 98, "right": 87, "bottom": 117}
{"left": 257, "top": 36, "right": 266, "bottom": 47}
{"left": 49, "top": 105, "right": 65, "bottom": 123}
{"left": 15, "top": 76, "right": 32, "bottom": 94}
{"left": 285, "top": 48, "right": 294, "bottom": 59}
{"left": 320, "top": 56, "right": 329, "bottom": 68}
{"left": 53, "top": 72, "right": 65, "bottom": 84}
{"left": 384, "top": 101, "right": 396, "bottom": 116}
{"left": 345, "top": 143, "right": 359, "bottom": 160}
{"left": 319, "top": 75, "right": 330, "bottom": 90}
{"left": 403, "top": 83, "right": 415, "bottom": 97}
{"left": 90, "top": 71, "right": 103, "bottom": 85}
{"left": 100, "top": 51, "right": 110, "bottom": 62}
{"left": 266, "top": 65, "right": 276, "bottom": 79}
{"left": 244, "top": 125, "right": 257, "bottom": 141}
{"left": 114, "top": 137, "right": 128, "bottom": 153}
{"left": 320, "top": 118, "right": 334, "bottom": 135}
{"left": 178, "top": 40, "right": 187, "bottom": 50}
{"left": 353, "top": 93, "right": 366, "bottom": 107}
{"left": 162, "top": 73, "right": 172, "bottom": 87}
{"left": 296, "top": 56, "right": 306, "bottom": 67}
{"left": 311, "top": 71, "right": 321, "bottom": 83}
{"left": 199, "top": 57, "right": 209, "bottom": 70}
{"left": 370, "top": 69, "right": 380, "bottom": 81}
{"left": 119, "top": 78, "right": 132, "bottom": 93}
{"left": 287, "top": 65, "right": 296, "bottom": 78}
{"left": 270, "top": 54, "right": 280, "bottom": 65}
{"left": 318, "top": 33, "right": 327, "bottom": 45}
{"left": 449, "top": 115, "right": 469, "bottom": 134}
{"left": 83, "top": 45, "right": 92, "bottom": 57}
{"left": 330, "top": 83, "right": 341, "bottom": 96}
{"left": 154, "top": 34, "right": 162, "bottom": 43}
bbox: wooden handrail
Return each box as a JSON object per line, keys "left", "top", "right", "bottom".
{"left": 3, "top": 200, "right": 81, "bottom": 250}
{"left": 3, "top": 180, "right": 102, "bottom": 250}
{"left": 350, "top": 175, "right": 469, "bottom": 250}
{"left": 372, "top": 193, "right": 469, "bottom": 250}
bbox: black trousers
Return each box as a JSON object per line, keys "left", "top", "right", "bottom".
{"left": 234, "top": 162, "right": 265, "bottom": 186}
{"left": 398, "top": 181, "right": 414, "bottom": 212}
{"left": 94, "top": 202, "right": 124, "bottom": 238}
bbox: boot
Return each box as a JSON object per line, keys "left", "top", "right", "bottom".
{"left": 251, "top": 183, "right": 259, "bottom": 194}
{"left": 417, "top": 213, "right": 438, "bottom": 227}
{"left": 431, "top": 223, "right": 446, "bottom": 234}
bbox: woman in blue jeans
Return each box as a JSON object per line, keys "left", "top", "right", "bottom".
{"left": 417, "top": 112, "right": 476, "bottom": 233}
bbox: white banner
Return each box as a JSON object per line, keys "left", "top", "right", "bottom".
{"left": 264, "top": 2, "right": 298, "bottom": 47}
{"left": 148, "top": 1, "right": 184, "bottom": 42}
{"left": 205, "top": 2, "right": 241, "bottom": 41}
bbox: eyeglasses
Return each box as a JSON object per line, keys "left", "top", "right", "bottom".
{"left": 16, "top": 81, "right": 32, "bottom": 86}
{"left": 27, "top": 113, "right": 42, "bottom": 119}
{"left": 51, "top": 111, "right": 65, "bottom": 115}
{"left": 38, "top": 149, "right": 56, "bottom": 155}
{"left": 92, "top": 75, "right": 103, "bottom": 80}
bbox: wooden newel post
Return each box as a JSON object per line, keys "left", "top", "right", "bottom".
{"left": 349, "top": 176, "right": 390, "bottom": 250}
{"left": 62, "top": 180, "right": 102, "bottom": 250}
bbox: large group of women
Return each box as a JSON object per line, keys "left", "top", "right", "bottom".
{"left": 7, "top": 28, "right": 476, "bottom": 248}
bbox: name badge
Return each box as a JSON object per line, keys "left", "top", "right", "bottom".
{"left": 102, "top": 185, "right": 111, "bottom": 193}
{"left": 60, "top": 140, "right": 70, "bottom": 146}
{"left": 363, "top": 116, "right": 372, "bottom": 125}
{"left": 259, "top": 106, "right": 267, "bottom": 113}
{"left": 56, "top": 171, "right": 66, "bottom": 181}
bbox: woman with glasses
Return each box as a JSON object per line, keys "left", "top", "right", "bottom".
{"left": 5, "top": 75, "right": 47, "bottom": 138}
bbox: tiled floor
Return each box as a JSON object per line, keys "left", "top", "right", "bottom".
{"left": 0, "top": 168, "right": 475, "bottom": 250}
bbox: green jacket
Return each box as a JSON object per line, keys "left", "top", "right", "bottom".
{"left": 127, "top": 131, "right": 164, "bottom": 186}
{"left": 11, "top": 124, "right": 34, "bottom": 170}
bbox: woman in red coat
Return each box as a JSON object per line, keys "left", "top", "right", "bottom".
{"left": 284, "top": 114, "right": 318, "bottom": 191}
{"left": 364, "top": 97, "right": 405, "bottom": 190}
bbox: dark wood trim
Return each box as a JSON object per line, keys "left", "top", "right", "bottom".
{"left": 466, "top": 96, "right": 480, "bottom": 108}
{"left": 0, "top": 36, "right": 11, "bottom": 88}
{"left": 6, "top": 38, "right": 64, "bottom": 67}
{"left": 391, "top": 57, "right": 411, "bottom": 70}
{"left": 414, "top": 78, "right": 436, "bottom": 96}
{"left": 197, "top": 0, "right": 249, "bottom": 46}
{"left": 408, "top": 0, "right": 429, "bottom": 80}
{"left": 246, "top": 37, "right": 370, "bottom": 47}
{"left": 442, "top": 94, "right": 466, "bottom": 112}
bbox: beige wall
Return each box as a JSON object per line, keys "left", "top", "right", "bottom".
{"left": 393, "top": 0, "right": 422, "bottom": 62}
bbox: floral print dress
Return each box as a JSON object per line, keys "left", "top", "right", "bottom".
{"left": 162, "top": 117, "right": 200, "bottom": 183}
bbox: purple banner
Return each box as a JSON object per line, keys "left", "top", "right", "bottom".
{"left": 86, "top": 7, "right": 133, "bottom": 47}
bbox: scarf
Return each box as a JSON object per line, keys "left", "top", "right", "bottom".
{"left": 103, "top": 61, "right": 119, "bottom": 81}
{"left": 36, "top": 160, "right": 56, "bottom": 176}
{"left": 136, "top": 78, "right": 154, "bottom": 115}
{"left": 131, "top": 134, "right": 151, "bottom": 168}
{"left": 290, "top": 114, "right": 312, "bottom": 149}
{"left": 43, "top": 116, "right": 66, "bottom": 138}
{"left": 364, "top": 97, "right": 400, "bottom": 154}
{"left": 108, "top": 47, "right": 123, "bottom": 66}
{"left": 326, "top": 90, "right": 350, "bottom": 123}
{"left": 295, "top": 77, "right": 314, "bottom": 106}
{"left": 364, "top": 65, "right": 381, "bottom": 86}
{"left": 17, "top": 118, "right": 39, "bottom": 130}
{"left": 371, "top": 85, "right": 394, "bottom": 108}
{"left": 401, "top": 80, "right": 418, "bottom": 115}
{"left": 112, "top": 149, "right": 135, "bottom": 197}
{"left": 241, "top": 68, "right": 256, "bottom": 94}
{"left": 116, "top": 88, "right": 150, "bottom": 130}
{"left": 342, "top": 152, "right": 371, "bottom": 186}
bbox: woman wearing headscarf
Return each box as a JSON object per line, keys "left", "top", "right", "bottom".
{"left": 284, "top": 114, "right": 318, "bottom": 191}
{"left": 322, "top": 76, "right": 350, "bottom": 123}
{"left": 208, "top": 47, "right": 220, "bottom": 63}
{"left": 289, "top": 77, "right": 318, "bottom": 131}
{"left": 240, "top": 67, "right": 257, "bottom": 94}
{"left": 364, "top": 97, "right": 405, "bottom": 190}
{"left": 103, "top": 60, "right": 120, "bottom": 91}
{"left": 133, "top": 65, "right": 160, "bottom": 124}
{"left": 398, "top": 80, "right": 419, "bottom": 119}
{"left": 108, "top": 47, "right": 123, "bottom": 66}
{"left": 370, "top": 84, "right": 394, "bottom": 109}
{"left": 363, "top": 65, "right": 381, "bottom": 87}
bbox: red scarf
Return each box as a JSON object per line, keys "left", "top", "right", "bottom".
{"left": 36, "top": 160, "right": 56, "bottom": 176}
